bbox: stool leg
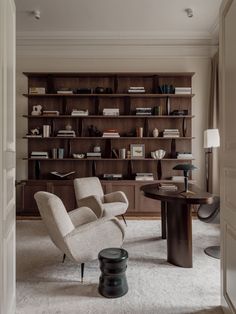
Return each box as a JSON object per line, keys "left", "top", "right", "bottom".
{"left": 121, "top": 215, "right": 127, "bottom": 226}
{"left": 62, "top": 254, "right": 66, "bottom": 263}
{"left": 81, "top": 263, "right": 85, "bottom": 283}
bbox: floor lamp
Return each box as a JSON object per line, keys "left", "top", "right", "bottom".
{"left": 202, "top": 128, "right": 220, "bottom": 259}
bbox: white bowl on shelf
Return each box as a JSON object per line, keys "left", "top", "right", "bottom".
{"left": 73, "top": 153, "right": 85, "bottom": 159}
{"left": 155, "top": 149, "right": 166, "bottom": 159}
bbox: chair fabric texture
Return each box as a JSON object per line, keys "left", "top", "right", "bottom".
{"left": 74, "top": 177, "right": 129, "bottom": 219}
{"left": 34, "top": 191, "right": 125, "bottom": 264}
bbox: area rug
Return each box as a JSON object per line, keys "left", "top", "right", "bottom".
{"left": 16, "top": 220, "right": 222, "bottom": 314}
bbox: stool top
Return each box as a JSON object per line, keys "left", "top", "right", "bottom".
{"left": 99, "top": 248, "right": 128, "bottom": 261}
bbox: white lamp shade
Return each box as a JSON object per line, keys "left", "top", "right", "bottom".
{"left": 204, "top": 129, "right": 220, "bottom": 148}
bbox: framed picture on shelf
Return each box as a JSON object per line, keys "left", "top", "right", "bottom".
{"left": 130, "top": 144, "right": 145, "bottom": 159}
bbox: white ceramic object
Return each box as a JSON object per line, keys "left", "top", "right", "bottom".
{"left": 155, "top": 149, "right": 166, "bottom": 159}
{"left": 152, "top": 128, "right": 159, "bottom": 138}
{"left": 151, "top": 151, "right": 156, "bottom": 159}
{"left": 73, "top": 153, "right": 85, "bottom": 159}
{"left": 31, "top": 105, "right": 42, "bottom": 116}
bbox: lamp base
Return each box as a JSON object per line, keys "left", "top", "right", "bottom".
{"left": 179, "top": 190, "right": 196, "bottom": 197}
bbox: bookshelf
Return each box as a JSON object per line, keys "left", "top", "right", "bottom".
{"left": 17, "top": 72, "right": 195, "bottom": 216}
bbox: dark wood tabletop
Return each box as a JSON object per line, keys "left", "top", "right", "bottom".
{"left": 141, "top": 183, "right": 214, "bottom": 205}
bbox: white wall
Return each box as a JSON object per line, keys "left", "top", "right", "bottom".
{"left": 16, "top": 55, "right": 211, "bottom": 188}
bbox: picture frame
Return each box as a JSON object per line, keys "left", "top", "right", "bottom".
{"left": 130, "top": 144, "right": 145, "bottom": 159}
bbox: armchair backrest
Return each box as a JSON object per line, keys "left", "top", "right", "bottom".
{"left": 34, "top": 192, "right": 74, "bottom": 252}
{"left": 74, "top": 177, "right": 104, "bottom": 201}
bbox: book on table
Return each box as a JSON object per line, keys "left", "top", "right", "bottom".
{"left": 158, "top": 183, "right": 178, "bottom": 191}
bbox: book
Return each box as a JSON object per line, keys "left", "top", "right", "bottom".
{"left": 112, "top": 149, "right": 119, "bottom": 159}
{"left": 42, "top": 111, "right": 60, "bottom": 116}
{"left": 136, "top": 172, "right": 153, "bottom": 176}
{"left": 29, "top": 87, "right": 46, "bottom": 94}
{"left": 50, "top": 171, "right": 75, "bottom": 178}
{"left": 71, "top": 109, "right": 88, "bottom": 116}
{"left": 158, "top": 183, "right": 178, "bottom": 191}
{"left": 135, "top": 176, "right": 154, "bottom": 181}
{"left": 86, "top": 152, "right": 102, "bottom": 157}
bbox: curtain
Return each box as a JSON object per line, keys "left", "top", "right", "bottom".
{"left": 208, "top": 51, "right": 220, "bottom": 194}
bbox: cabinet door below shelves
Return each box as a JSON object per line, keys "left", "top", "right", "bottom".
{"left": 17, "top": 182, "right": 47, "bottom": 216}
{"left": 102, "top": 182, "right": 135, "bottom": 213}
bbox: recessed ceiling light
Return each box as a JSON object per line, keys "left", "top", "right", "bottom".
{"left": 32, "top": 10, "right": 40, "bottom": 20}
{"left": 185, "top": 8, "right": 194, "bottom": 18}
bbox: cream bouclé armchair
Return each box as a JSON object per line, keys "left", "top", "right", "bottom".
{"left": 73, "top": 177, "right": 129, "bottom": 225}
{"left": 34, "top": 191, "right": 125, "bottom": 282}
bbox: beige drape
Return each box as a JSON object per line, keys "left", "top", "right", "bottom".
{"left": 208, "top": 51, "right": 220, "bottom": 194}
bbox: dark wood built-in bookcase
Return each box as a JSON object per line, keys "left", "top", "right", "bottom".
{"left": 17, "top": 72, "right": 195, "bottom": 216}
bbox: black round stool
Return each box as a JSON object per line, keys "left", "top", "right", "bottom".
{"left": 98, "top": 248, "right": 128, "bottom": 298}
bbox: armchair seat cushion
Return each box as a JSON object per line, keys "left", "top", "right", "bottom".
{"left": 103, "top": 202, "right": 127, "bottom": 218}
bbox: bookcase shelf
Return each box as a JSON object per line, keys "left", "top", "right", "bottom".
{"left": 17, "top": 71, "right": 194, "bottom": 217}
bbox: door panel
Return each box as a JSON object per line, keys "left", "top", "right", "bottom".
{"left": 0, "top": 0, "right": 16, "bottom": 313}
{"left": 220, "top": 0, "right": 236, "bottom": 312}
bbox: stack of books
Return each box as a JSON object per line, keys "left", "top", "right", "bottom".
{"left": 103, "top": 108, "right": 119, "bottom": 116}
{"left": 71, "top": 109, "right": 88, "bottom": 116}
{"left": 29, "top": 87, "right": 46, "bottom": 94}
{"left": 175, "top": 87, "right": 192, "bottom": 95}
{"left": 102, "top": 129, "right": 120, "bottom": 137}
{"left": 42, "top": 110, "right": 60, "bottom": 116}
{"left": 86, "top": 152, "right": 101, "bottom": 158}
{"left": 31, "top": 151, "right": 48, "bottom": 159}
{"left": 57, "top": 130, "right": 76, "bottom": 137}
{"left": 163, "top": 129, "right": 180, "bottom": 138}
{"left": 136, "top": 108, "right": 152, "bottom": 115}
{"left": 128, "top": 87, "right": 145, "bottom": 93}
{"left": 103, "top": 174, "right": 123, "bottom": 180}
{"left": 135, "top": 173, "right": 154, "bottom": 181}
{"left": 177, "top": 152, "right": 193, "bottom": 159}
{"left": 158, "top": 183, "right": 178, "bottom": 191}
{"left": 57, "top": 88, "right": 73, "bottom": 94}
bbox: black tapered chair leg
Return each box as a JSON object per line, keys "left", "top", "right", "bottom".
{"left": 62, "top": 253, "right": 66, "bottom": 263}
{"left": 81, "top": 263, "right": 85, "bottom": 283}
{"left": 121, "top": 214, "right": 127, "bottom": 226}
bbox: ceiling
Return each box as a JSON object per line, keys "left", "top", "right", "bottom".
{"left": 16, "top": 0, "right": 222, "bottom": 40}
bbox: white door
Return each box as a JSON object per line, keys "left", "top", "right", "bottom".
{"left": 220, "top": 0, "right": 236, "bottom": 313}
{"left": 0, "top": 0, "right": 16, "bottom": 313}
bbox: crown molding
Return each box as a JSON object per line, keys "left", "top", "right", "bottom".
{"left": 16, "top": 31, "right": 218, "bottom": 58}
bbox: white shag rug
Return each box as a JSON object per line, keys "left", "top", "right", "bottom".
{"left": 16, "top": 220, "right": 222, "bottom": 314}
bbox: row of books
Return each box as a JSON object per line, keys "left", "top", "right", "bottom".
{"left": 135, "top": 173, "right": 154, "bottom": 181}
{"left": 31, "top": 151, "right": 48, "bottom": 159}
{"left": 136, "top": 107, "right": 152, "bottom": 115}
{"left": 175, "top": 87, "right": 192, "bottom": 95}
{"left": 71, "top": 109, "right": 88, "bottom": 116}
{"left": 86, "top": 152, "right": 101, "bottom": 158}
{"left": 102, "top": 129, "right": 120, "bottom": 138}
{"left": 163, "top": 129, "right": 180, "bottom": 138}
{"left": 57, "top": 130, "right": 76, "bottom": 137}
{"left": 177, "top": 153, "right": 193, "bottom": 159}
{"left": 103, "top": 108, "right": 119, "bottom": 116}
{"left": 128, "top": 86, "right": 146, "bottom": 93}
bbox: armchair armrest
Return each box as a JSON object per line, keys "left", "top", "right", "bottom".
{"left": 78, "top": 195, "right": 103, "bottom": 218}
{"left": 104, "top": 191, "right": 129, "bottom": 206}
{"left": 64, "top": 217, "right": 125, "bottom": 262}
{"left": 69, "top": 206, "right": 97, "bottom": 227}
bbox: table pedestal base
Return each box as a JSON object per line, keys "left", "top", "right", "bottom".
{"left": 167, "top": 202, "right": 192, "bottom": 268}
